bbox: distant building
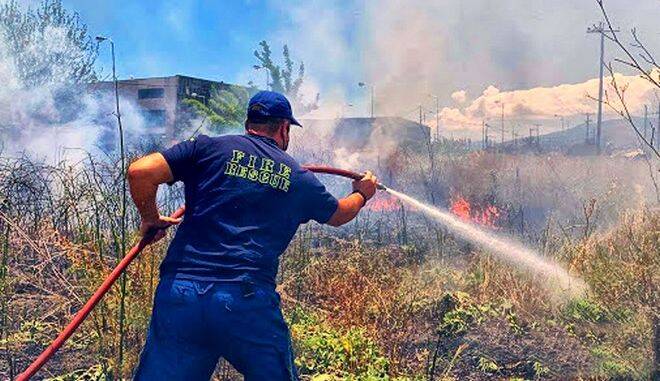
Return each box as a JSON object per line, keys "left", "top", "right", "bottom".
{"left": 89, "top": 77, "right": 432, "bottom": 152}
{"left": 89, "top": 75, "right": 241, "bottom": 139}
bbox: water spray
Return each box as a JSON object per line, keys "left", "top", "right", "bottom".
{"left": 17, "top": 165, "right": 584, "bottom": 379}
{"left": 385, "top": 189, "right": 587, "bottom": 295}
{"left": 308, "top": 166, "right": 585, "bottom": 295}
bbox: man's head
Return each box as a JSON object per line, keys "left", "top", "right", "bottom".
{"left": 245, "top": 117, "right": 291, "bottom": 150}
{"left": 245, "top": 91, "right": 301, "bottom": 151}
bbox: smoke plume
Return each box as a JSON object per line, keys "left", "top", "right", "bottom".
{"left": 274, "top": 0, "right": 659, "bottom": 137}
{"left": 0, "top": 19, "right": 146, "bottom": 162}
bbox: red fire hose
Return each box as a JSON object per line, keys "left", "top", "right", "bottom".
{"left": 303, "top": 165, "right": 386, "bottom": 190}
{"left": 17, "top": 165, "right": 381, "bottom": 380}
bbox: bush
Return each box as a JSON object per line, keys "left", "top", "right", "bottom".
{"left": 289, "top": 306, "right": 390, "bottom": 380}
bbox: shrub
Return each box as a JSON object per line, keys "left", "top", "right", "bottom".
{"left": 289, "top": 306, "right": 390, "bottom": 380}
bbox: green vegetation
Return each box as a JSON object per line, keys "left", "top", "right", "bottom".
{"left": 289, "top": 307, "right": 389, "bottom": 379}
{"left": 182, "top": 85, "right": 251, "bottom": 134}
{"left": 253, "top": 40, "right": 319, "bottom": 114}
{"left": 183, "top": 40, "right": 319, "bottom": 134}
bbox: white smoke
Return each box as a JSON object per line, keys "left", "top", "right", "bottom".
{"left": 273, "top": 0, "right": 659, "bottom": 135}
{"left": 0, "top": 20, "right": 146, "bottom": 162}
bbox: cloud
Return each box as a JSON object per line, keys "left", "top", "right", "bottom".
{"left": 451, "top": 90, "right": 467, "bottom": 104}
{"left": 439, "top": 69, "right": 660, "bottom": 132}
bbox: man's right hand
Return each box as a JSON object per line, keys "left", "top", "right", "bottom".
{"left": 327, "top": 171, "right": 379, "bottom": 227}
{"left": 352, "top": 171, "right": 378, "bottom": 203}
{"left": 139, "top": 215, "right": 182, "bottom": 243}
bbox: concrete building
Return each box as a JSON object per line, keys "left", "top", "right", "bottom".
{"left": 90, "top": 75, "right": 239, "bottom": 138}
{"left": 89, "top": 77, "right": 432, "bottom": 156}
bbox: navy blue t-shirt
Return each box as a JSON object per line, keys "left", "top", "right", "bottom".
{"left": 159, "top": 133, "right": 339, "bottom": 286}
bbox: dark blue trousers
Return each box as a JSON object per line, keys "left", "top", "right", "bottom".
{"left": 133, "top": 278, "right": 298, "bottom": 381}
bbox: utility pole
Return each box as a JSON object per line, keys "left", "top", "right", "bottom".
{"left": 534, "top": 124, "right": 541, "bottom": 147}
{"left": 585, "top": 113, "right": 591, "bottom": 144}
{"left": 643, "top": 105, "right": 648, "bottom": 140}
{"left": 435, "top": 98, "right": 439, "bottom": 141}
{"left": 482, "top": 120, "right": 486, "bottom": 149}
{"left": 485, "top": 123, "right": 490, "bottom": 148}
{"left": 657, "top": 101, "right": 660, "bottom": 150}
{"left": 500, "top": 102, "right": 505, "bottom": 144}
{"left": 429, "top": 94, "right": 440, "bottom": 141}
{"left": 588, "top": 22, "right": 619, "bottom": 155}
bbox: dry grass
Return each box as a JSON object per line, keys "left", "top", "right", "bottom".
{"left": 0, "top": 149, "right": 657, "bottom": 380}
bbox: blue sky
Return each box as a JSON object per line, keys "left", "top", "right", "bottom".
{"left": 65, "top": 1, "right": 292, "bottom": 84}
{"left": 59, "top": 0, "right": 659, "bottom": 124}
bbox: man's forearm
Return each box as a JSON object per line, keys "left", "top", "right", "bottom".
{"left": 128, "top": 169, "right": 160, "bottom": 222}
{"left": 327, "top": 192, "right": 364, "bottom": 226}
{"left": 127, "top": 153, "right": 174, "bottom": 223}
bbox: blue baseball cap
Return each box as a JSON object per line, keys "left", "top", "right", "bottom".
{"left": 247, "top": 90, "right": 302, "bottom": 127}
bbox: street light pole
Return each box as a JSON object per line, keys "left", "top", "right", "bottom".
{"left": 96, "top": 35, "right": 127, "bottom": 377}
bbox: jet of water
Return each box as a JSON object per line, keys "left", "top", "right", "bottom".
{"left": 385, "top": 188, "right": 587, "bottom": 297}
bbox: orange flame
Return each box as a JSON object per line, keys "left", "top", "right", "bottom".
{"left": 365, "top": 192, "right": 401, "bottom": 212}
{"left": 450, "top": 196, "right": 501, "bottom": 227}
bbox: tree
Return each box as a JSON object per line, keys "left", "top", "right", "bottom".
{"left": 183, "top": 86, "right": 251, "bottom": 135}
{"left": 595, "top": 0, "right": 659, "bottom": 160}
{"left": 595, "top": 3, "right": 660, "bottom": 378}
{"left": 254, "top": 40, "right": 319, "bottom": 115}
{"left": 0, "top": 0, "right": 98, "bottom": 87}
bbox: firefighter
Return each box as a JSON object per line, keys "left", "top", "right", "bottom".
{"left": 127, "top": 90, "right": 377, "bottom": 380}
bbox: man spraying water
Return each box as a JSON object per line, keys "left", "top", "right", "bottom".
{"left": 127, "top": 91, "right": 378, "bottom": 380}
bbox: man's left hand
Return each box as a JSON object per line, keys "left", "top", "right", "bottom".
{"left": 140, "top": 215, "right": 182, "bottom": 243}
